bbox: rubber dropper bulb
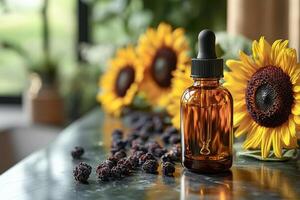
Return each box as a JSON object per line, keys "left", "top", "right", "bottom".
{"left": 197, "top": 29, "right": 217, "bottom": 59}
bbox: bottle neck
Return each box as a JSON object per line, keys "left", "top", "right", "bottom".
{"left": 192, "top": 78, "right": 221, "bottom": 87}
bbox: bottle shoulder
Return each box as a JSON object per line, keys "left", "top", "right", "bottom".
{"left": 181, "top": 85, "right": 233, "bottom": 106}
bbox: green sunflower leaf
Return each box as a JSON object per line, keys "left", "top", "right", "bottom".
{"left": 237, "top": 148, "right": 298, "bottom": 161}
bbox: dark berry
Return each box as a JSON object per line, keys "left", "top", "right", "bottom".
{"left": 171, "top": 144, "right": 181, "bottom": 158}
{"left": 127, "top": 131, "right": 139, "bottom": 145}
{"left": 131, "top": 116, "right": 151, "bottom": 130}
{"left": 153, "top": 116, "right": 163, "bottom": 133}
{"left": 141, "top": 121, "right": 155, "bottom": 133}
{"left": 161, "top": 153, "right": 175, "bottom": 163}
{"left": 146, "top": 141, "right": 161, "bottom": 151}
{"left": 162, "top": 162, "right": 175, "bottom": 176}
{"left": 127, "top": 112, "right": 140, "bottom": 125}
{"left": 166, "top": 145, "right": 181, "bottom": 162}
{"left": 165, "top": 126, "right": 179, "bottom": 135}
{"left": 71, "top": 146, "right": 84, "bottom": 159}
{"left": 107, "top": 155, "right": 118, "bottom": 165}
{"left": 132, "top": 150, "right": 146, "bottom": 159}
{"left": 110, "top": 147, "right": 120, "bottom": 155}
{"left": 139, "top": 153, "right": 156, "bottom": 165}
{"left": 131, "top": 141, "right": 147, "bottom": 153}
{"left": 112, "top": 129, "right": 123, "bottom": 141}
{"left": 139, "top": 130, "right": 150, "bottom": 141}
{"left": 97, "top": 160, "right": 115, "bottom": 170}
{"left": 111, "top": 140, "right": 127, "bottom": 151}
{"left": 153, "top": 147, "right": 167, "bottom": 157}
{"left": 73, "top": 162, "right": 92, "bottom": 183}
{"left": 161, "top": 132, "right": 171, "bottom": 144}
{"left": 161, "top": 127, "right": 179, "bottom": 144}
{"left": 114, "top": 150, "right": 127, "bottom": 160}
{"left": 117, "top": 158, "right": 132, "bottom": 169}
{"left": 110, "top": 166, "right": 122, "bottom": 178}
{"left": 118, "top": 164, "right": 131, "bottom": 175}
{"left": 142, "top": 160, "right": 158, "bottom": 174}
{"left": 96, "top": 166, "right": 110, "bottom": 181}
{"left": 131, "top": 138, "right": 143, "bottom": 147}
{"left": 127, "top": 155, "right": 139, "bottom": 169}
{"left": 169, "top": 134, "right": 181, "bottom": 144}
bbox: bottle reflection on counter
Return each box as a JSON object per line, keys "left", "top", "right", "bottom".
{"left": 180, "top": 170, "right": 233, "bottom": 200}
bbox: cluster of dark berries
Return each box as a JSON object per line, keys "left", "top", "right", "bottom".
{"left": 71, "top": 146, "right": 85, "bottom": 159}
{"left": 72, "top": 111, "right": 181, "bottom": 183}
{"left": 96, "top": 149, "right": 138, "bottom": 181}
{"left": 73, "top": 162, "right": 92, "bottom": 183}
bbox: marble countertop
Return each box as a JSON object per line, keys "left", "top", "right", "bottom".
{"left": 0, "top": 108, "right": 299, "bottom": 200}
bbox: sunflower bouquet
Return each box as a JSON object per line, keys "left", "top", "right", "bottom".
{"left": 97, "top": 23, "right": 190, "bottom": 116}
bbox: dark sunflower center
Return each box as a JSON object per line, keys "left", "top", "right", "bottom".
{"left": 115, "top": 66, "right": 135, "bottom": 97}
{"left": 245, "top": 66, "right": 294, "bottom": 127}
{"left": 151, "top": 47, "right": 177, "bottom": 88}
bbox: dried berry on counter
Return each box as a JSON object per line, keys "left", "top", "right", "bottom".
{"left": 127, "top": 155, "right": 139, "bottom": 169}
{"left": 146, "top": 141, "right": 161, "bottom": 152}
{"left": 162, "top": 162, "right": 175, "bottom": 176}
{"left": 169, "top": 134, "right": 181, "bottom": 144}
{"left": 117, "top": 158, "right": 133, "bottom": 170}
{"left": 142, "top": 160, "right": 159, "bottom": 174}
{"left": 114, "top": 150, "right": 127, "bottom": 160}
{"left": 118, "top": 164, "right": 131, "bottom": 175}
{"left": 131, "top": 140, "right": 147, "bottom": 153}
{"left": 111, "top": 140, "right": 127, "bottom": 151}
{"left": 127, "top": 131, "right": 140, "bottom": 144}
{"left": 161, "top": 153, "right": 175, "bottom": 163}
{"left": 131, "top": 115, "right": 152, "bottom": 130}
{"left": 139, "top": 153, "right": 156, "bottom": 165}
{"left": 161, "top": 126, "right": 179, "bottom": 144}
{"left": 73, "top": 162, "right": 92, "bottom": 183}
{"left": 97, "top": 160, "right": 115, "bottom": 170}
{"left": 112, "top": 129, "right": 123, "bottom": 141}
{"left": 152, "top": 116, "right": 164, "bottom": 133}
{"left": 170, "top": 144, "right": 181, "bottom": 161}
{"left": 107, "top": 155, "right": 119, "bottom": 165}
{"left": 110, "top": 166, "right": 122, "bottom": 178}
{"left": 96, "top": 166, "right": 111, "bottom": 181}
{"left": 71, "top": 146, "right": 84, "bottom": 159}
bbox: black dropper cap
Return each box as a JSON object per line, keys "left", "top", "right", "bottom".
{"left": 191, "top": 29, "right": 223, "bottom": 78}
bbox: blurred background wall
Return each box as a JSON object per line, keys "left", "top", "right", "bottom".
{"left": 227, "top": 0, "right": 300, "bottom": 57}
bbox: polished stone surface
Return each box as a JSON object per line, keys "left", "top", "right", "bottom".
{"left": 0, "top": 108, "right": 299, "bottom": 200}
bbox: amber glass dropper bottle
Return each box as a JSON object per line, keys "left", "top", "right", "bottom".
{"left": 181, "top": 30, "right": 233, "bottom": 173}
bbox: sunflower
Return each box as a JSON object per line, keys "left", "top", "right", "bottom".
{"left": 167, "top": 65, "right": 193, "bottom": 129}
{"left": 97, "top": 46, "right": 143, "bottom": 117}
{"left": 224, "top": 37, "right": 300, "bottom": 159}
{"left": 137, "top": 22, "right": 190, "bottom": 107}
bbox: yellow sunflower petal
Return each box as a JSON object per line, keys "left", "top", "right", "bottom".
{"left": 292, "top": 101, "right": 300, "bottom": 115}
{"left": 261, "top": 129, "right": 273, "bottom": 159}
{"left": 281, "top": 122, "right": 291, "bottom": 146}
{"left": 226, "top": 59, "right": 256, "bottom": 76}
{"left": 294, "top": 115, "right": 300, "bottom": 125}
{"left": 288, "top": 116, "right": 296, "bottom": 137}
{"left": 252, "top": 37, "right": 271, "bottom": 66}
{"left": 243, "top": 123, "right": 262, "bottom": 149}
{"left": 233, "top": 111, "right": 247, "bottom": 127}
{"left": 235, "top": 119, "right": 252, "bottom": 137}
{"left": 273, "top": 131, "right": 282, "bottom": 158}
{"left": 271, "top": 39, "right": 288, "bottom": 67}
